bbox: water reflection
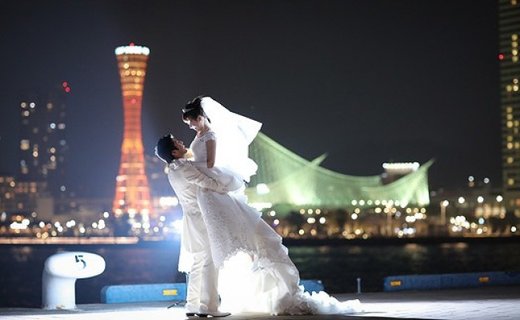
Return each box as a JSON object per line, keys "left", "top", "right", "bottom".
{"left": 10, "top": 246, "right": 33, "bottom": 262}
{"left": 1, "top": 241, "right": 519, "bottom": 308}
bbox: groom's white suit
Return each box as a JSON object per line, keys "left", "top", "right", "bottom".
{"left": 166, "top": 158, "right": 226, "bottom": 313}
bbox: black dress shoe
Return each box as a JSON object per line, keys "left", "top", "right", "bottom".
{"left": 196, "top": 311, "right": 231, "bottom": 317}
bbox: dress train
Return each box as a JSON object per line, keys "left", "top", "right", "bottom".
{"left": 196, "top": 189, "right": 362, "bottom": 315}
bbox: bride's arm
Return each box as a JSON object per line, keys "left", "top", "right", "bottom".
{"left": 206, "top": 139, "right": 216, "bottom": 168}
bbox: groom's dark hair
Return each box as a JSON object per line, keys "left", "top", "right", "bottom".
{"left": 155, "top": 134, "right": 178, "bottom": 164}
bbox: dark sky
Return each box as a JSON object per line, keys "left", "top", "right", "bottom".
{"left": 0, "top": 0, "right": 500, "bottom": 197}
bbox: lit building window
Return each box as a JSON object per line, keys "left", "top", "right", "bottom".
{"left": 508, "top": 178, "right": 515, "bottom": 185}
{"left": 508, "top": 157, "right": 514, "bottom": 164}
{"left": 507, "top": 85, "right": 513, "bottom": 92}
{"left": 58, "top": 123, "right": 65, "bottom": 130}
{"left": 508, "top": 121, "right": 514, "bottom": 128}
{"left": 507, "top": 106, "right": 513, "bottom": 113}
{"left": 507, "top": 142, "right": 513, "bottom": 149}
{"left": 20, "top": 102, "right": 27, "bottom": 108}
{"left": 22, "top": 110, "right": 30, "bottom": 117}
{"left": 47, "top": 103, "right": 53, "bottom": 110}
{"left": 513, "top": 0, "right": 518, "bottom": 6}
{"left": 20, "top": 140, "right": 30, "bottom": 150}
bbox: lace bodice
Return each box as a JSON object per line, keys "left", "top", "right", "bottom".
{"left": 189, "top": 130, "right": 216, "bottom": 165}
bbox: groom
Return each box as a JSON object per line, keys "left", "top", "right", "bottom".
{"left": 155, "top": 134, "right": 230, "bottom": 318}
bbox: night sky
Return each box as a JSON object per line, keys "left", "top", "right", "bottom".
{"left": 0, "top": 0, "right": 500, "bottom": 198}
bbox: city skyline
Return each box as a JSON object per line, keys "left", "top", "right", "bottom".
{"left": 0, "top": 0, "right": 501, "bottom": 198}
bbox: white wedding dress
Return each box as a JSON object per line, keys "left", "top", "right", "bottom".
{"left": 188, "top": 97, "right": 362, "bottom": 315}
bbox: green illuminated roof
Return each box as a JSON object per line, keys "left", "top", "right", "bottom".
{"left": 246, "top": 132, "right": 432, "bottom": 209}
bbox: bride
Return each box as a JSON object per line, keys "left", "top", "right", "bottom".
{"left": 179, "top": 96, "right": 361, "bottom": 315}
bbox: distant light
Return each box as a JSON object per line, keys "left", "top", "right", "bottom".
{"left": 115, "top": 45, "right": 150, "bottom": 56}
{"left": 382, "top": 162, "right": 419, "bottom": 172}
{"left": 468, "top": 176, "right": 474, "bottom": 182}
{"left": 172, "top": 219, "right": 182, "bottom": 233}
{"left": 64, "top": 87, "right": 71, "bottom": 93}
{"left": 458, "top": 197, "right": 465, "bottom": 204}
{"left": 483, "top": 177, "right": 490, "bottom": 184}
{"left": 498, "top": 53, "right": 505, "bottom": 60}
{"left": 496, "top": 195, "right": 504, "bottom": 203}
{"left": 256, "top": 183, "right": 270, "bottom": 195}
{"left": 62, "top": 81, "right": 68, "bottom": 87}
{"left": 477, "top": 196, "right": 484, "bottom": 204}
{"left": 159, "top": 196, "right": 179, "bottom": 208}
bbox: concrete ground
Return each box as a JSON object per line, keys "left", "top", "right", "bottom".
{"left": 1, "top": 285, "right": 519, "bottom": 320}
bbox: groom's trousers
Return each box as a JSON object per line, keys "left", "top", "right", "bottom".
{"left": 184, "top": 212, "right": 219, "bottom": 312}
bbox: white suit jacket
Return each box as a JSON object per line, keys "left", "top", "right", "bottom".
{"left": 167, "top": 158, "right": 225, "bottom": 273}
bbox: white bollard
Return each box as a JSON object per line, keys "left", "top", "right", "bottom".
{"left": 42, "top": 251, "right": 105, "bottom": 310}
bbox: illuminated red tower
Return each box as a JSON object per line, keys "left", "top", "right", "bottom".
{"left": 112, "top": 44, "right": 153, "bottom": 223}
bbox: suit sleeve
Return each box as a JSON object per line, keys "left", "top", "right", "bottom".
{"left": 183, "top": 164, "right": 226, "bottom": 193}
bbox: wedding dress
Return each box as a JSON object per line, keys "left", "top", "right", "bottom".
{"left": 188, "top": 97, "right": 362, "bottom": 315}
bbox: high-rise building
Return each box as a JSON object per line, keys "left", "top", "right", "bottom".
{"left": 18, "top": 83, "right": 70, "bottom": 213}
{"left": 499, "top": 0, "right": 520, "bottom": 215}
{"left": 112, "top": 44, "right": 153, "bottom": 224}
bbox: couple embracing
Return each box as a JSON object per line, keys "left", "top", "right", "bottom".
{"left": 155, "top": 96, "right": 362, "bottom": 317}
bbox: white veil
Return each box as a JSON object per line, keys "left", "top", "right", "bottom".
{"left": 200, "top": 97, "right": 262, "bottom": 183}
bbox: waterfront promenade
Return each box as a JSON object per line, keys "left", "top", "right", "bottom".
{"left": 1, "top": 285, "right": 519, "bottom": 320}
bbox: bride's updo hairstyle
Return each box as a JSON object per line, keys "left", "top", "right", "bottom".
{"left": 182, "top": 96, "right": 211, "bottom": 123}
{"left": 155, "top": 134, "right": 176, "bottom": 164}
